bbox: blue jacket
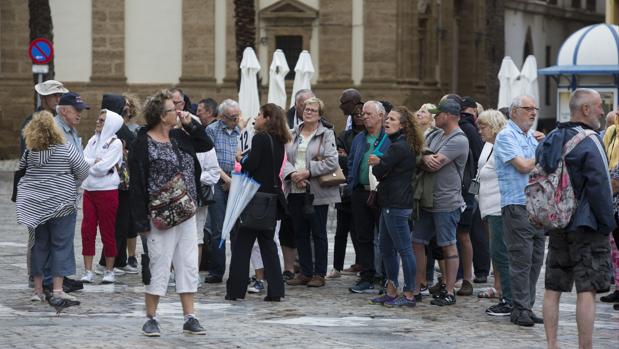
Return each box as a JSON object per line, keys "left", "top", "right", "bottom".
{"left": 536, "top": 122, "right": 615, "bottom": 235}
{"left": 346, "top": 128, "right": 391, "bottom": 193}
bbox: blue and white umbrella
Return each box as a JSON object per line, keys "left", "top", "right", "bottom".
{"left": 219, "top": 172, "right": 261, "bottom": 248}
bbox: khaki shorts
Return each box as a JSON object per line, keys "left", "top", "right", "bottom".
{"left": 545, "top": 229, "right": 611, "bottom": 293}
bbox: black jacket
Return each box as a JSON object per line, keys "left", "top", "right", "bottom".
{"left": 336, "top": 128, "right": 362, "bottom": 177}
{"left": 241, "top": 132, "right": 288, "bottom": 217}
{"left": 458, "top": 113, "right": 484, "bottom": 188}
{"left": 372, "top": 131, "right": 416, "bottom": 209}
{"left": 128, "top": 123, "right": 213, "bottom": 233}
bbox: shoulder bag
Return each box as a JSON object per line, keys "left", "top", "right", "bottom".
{"left": 314, "top": 133, "right": 346, "bottom": 187}
{"left": 238, "top": 134, "right": 279, "bottom": 231}
{"left": 149, "top": 141, "right": 197, "bottom": 230}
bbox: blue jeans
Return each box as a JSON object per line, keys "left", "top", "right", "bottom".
{"left": 488, "top": 215, "right": 512, "bottom": 303}
{"left": 206, "top": 182, "right": 229, "bottom": 277}
{"left": 379, "top": 208, "right": 416, "bottom": 292}
{"left": 31, "top": 213, "right": 77, "bottom": 277}
{"left": 288, "top": 194, "right": 328, "bottom": 277}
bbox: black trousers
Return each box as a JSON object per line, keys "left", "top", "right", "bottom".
{"left": 471, "top": 208, "right": 490, "bottom": 277}
{"left": 333, "top": 206, "right": 358, "bottom": 271}
{"left": 98, "top": 190, "right": 130, "bottom": 268}
{"left": 351, "top": 188, "right": 377, "bottom": 281}
{"left": 226, "top": 226, "right": 284, "bottom": 299}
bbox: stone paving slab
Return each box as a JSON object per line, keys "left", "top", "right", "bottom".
{"left": 0, "top": 171, "right": 617, "bottom": 348}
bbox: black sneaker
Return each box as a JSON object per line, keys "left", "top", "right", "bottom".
{"left": 183, "top": 317, "right": 206, "bottom": 335}
{"left": 430, "top": 283, "right": 446, "bottom": 298}
{"left": 486, "top": 299, "right": 513, "bottom": 316}
{"left": 349, "top": 280, "right": 378, "bottom": 294}
{"left": 62, "top": 277, "right": 83, "bottom": 293}
{"left": 282, "top": 271, "right": 295, "bottom": 281}
{"left": 204, "top": 274, "right": 223, "bottom": 284}
{"left": 430, "top": 293, "right": 456, "bottom": 306}
{"left": 530, "top": 311, "right": 543, "bottom": 324}
{"left": 600, "top": 290, "right": 619, "bottom": 303}
{"left": 128, "top": 256, "right": 138, "bottom": 269}
{"left": 432, "top": 285, "right": 448, "bottom": 299}
{"left": 142, "top": 318, "right": 161, "bottom": 337}
{"left": 511, "top": 309, "right": 534, "bottom": 327}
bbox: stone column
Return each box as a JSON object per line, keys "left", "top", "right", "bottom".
{"left": 318, "top": 0, "right": 352, "bottom": 84}
{"left": 224, "top": 0, "right": 237, "bottom": 84}
{"left": 90, "top": 0, "right": 126, "bottom": 82}
{"left": 362, "top": 0, "right": 397, "bottom": 83}
{"left": 396, "top": 0, "right": 417, "bottom": 84}
{"left": 0, "top": 0, "right": 31, "bottom": 78}
{"left": 180, "top": 0, "right": 216, "bottom": 83}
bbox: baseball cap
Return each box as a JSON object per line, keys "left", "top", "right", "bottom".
{"left": 34, "top": 80, "right": 69, "bottom": 96}
{"left": 428, "top": 99, "right": 460, "bottom": 116}
{"left": 58, "top": 92, "right": 90, "bottom": 110}
{"left": 461, "top": 96, "right": 477, "bottom": 109}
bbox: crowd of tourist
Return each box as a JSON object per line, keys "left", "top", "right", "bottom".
{"left": 14, "top": 79, "right": 619, "bottom": 348}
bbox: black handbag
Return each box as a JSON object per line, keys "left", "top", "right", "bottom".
{"left": 198, "top": 184, "right": 215, "bottom": 206}
{"left": 11, "top": 151, "right": 28, "bottom": 203}
{"left": 238, "top": 134, "right": 279, "bottom": 231}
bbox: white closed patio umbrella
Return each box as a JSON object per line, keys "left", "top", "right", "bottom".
{"left": 290, "top": 50, "right": 315, "bottom": 108}
{"left": 267, "top": 49, "right": 290, "bottom": 109}
{"left": 497, "top": 56, "right": 521, "bottom": 109}
{"left": 518, "top": 55, "right": 540, "bottom": 130}
{"left": 238, "top": 47, "right": 261, "bottom": 155}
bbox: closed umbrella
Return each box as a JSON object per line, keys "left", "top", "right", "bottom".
{"left": 219, "top": 172, "right": 261, "bottom": 248}
{"left": 238, "top": 47, "right": 261, "bottom": 155}
{"left": 267, "top": 49, "right": 290, "bottom": 109}
{"left": 497, "top": 56, "right": 521, "bottom": 109}
{"left": 290, "top": 50, "right": 315, "bottom": 108}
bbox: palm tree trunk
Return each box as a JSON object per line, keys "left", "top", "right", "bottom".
{"left": 485, "top": 0, "right": 504, "bottom": 108}
{"left": 233, "top": 0, "right": 257, "bottom": 90}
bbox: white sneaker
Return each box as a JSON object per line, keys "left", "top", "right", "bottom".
{"left": 102, "top": 270, "right": 116, "bottom": 284}
{"left": 168, "top": 271, "right": 176, "bottom": 287}
{"left": 326, "top": 268, "right": 341, "bottom": 279}
{"left": 94, "top": 264, "right": 105, "bottom": 275}
{"left": 113, "top": 267, "right": 126, "bottom": 276}
{"left": 121, "top": 264, "right": 138, "bottom": 274}
{"left": 80, "top": 270, "right": 94, "bottom": 283}
{"left": 30, "top": 292, "right": 45, "bottom": 302}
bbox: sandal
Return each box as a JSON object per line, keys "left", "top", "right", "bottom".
{"left": 477, "top": 287, "right": 499, "bottom": 299}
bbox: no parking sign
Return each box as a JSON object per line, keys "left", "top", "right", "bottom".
{"left": 28, "top": 38, "right": 54, "bottom": 64}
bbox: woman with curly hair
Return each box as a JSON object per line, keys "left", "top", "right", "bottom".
{"left": 129, "top": 90, "right": 213, "bottom": 336}
{"left": 367, "top": 106, "right": 424, "bottom": 308}
{"left": 16, "top": 110, "right": 89, "bottom": 306}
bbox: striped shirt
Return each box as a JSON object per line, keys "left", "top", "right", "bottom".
{"left": 15, "top": 143, "right": 89, "bottom": 229}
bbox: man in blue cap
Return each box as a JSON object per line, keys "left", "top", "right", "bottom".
{"left": 55, "top": 92, "right": 90, "bottom": 155}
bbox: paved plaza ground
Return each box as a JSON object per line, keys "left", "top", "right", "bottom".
{"left": 0, "top": 162, "right": 617, "bottom": 349}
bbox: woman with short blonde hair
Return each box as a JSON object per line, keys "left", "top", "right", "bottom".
{"left": 416, "top": 103, "right": 436, "bottom": 135}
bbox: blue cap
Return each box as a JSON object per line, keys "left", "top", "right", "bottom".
{"left": 59, "top": 92, "right": 90, "bottom": 110}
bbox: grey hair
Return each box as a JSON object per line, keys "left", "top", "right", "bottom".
{"left": 295, "top": 89, "right": 314, "bottom": 102}
{"left": 509, "top": 95, "right": 535, "bottom": 114}
{"left": 365, "top": 100, "right": 386, "bottom": 115}
{"left": 569, "top": 88, "right": 599, "bottom": 115}
{"left": 218, "top": 99, "right": 239, "bottom": 116}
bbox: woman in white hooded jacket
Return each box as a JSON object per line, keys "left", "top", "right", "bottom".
{"left": 79, "top": 109, "right": 124, "bottom": 284}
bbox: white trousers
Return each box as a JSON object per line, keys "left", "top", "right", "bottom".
{"left": 144, "top": 215, "right": 198, "bottom": 296}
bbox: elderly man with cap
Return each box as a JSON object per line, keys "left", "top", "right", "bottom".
{"left": 55, "top": 92, "right": 90, "bottom": 155}
{"left": 412, "top": 99, "right": 468, "bottom": 306}
{"left": 19, "top": 80, "right": 69, "bottom": 155}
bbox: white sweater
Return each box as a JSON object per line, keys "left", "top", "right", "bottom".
{"left": 81, "top": 110, "right": 124, "bottom": 191}
{"left": 477, "top": 142, "right": 502, "bottom": 218}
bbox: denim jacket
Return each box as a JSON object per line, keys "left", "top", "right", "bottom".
{"left": 346, "top": 127, "right": 391, "bottom": 194}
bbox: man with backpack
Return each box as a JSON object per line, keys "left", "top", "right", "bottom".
{"left": 536, "top": 89, "right": 614, "bottom": 349}
{"left": 494, "top": 95, "right": 544, "bottom": 326}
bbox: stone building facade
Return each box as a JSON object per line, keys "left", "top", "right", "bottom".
{"left": 0, "top": 0, "right": 606, "bottom": 158}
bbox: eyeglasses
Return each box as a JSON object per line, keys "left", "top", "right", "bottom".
{"left": 223, "top": 114, "right": 239, "bottom": 120}
{"left": 304, "top": 108, "right": 319, "bottom": 114}
{"left": 517, "top": 106, "right": 539, "bottom": 113}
